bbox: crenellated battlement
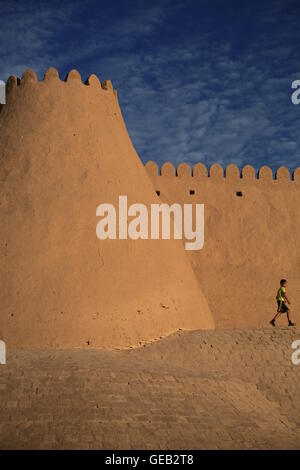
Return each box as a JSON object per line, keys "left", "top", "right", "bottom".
{"left": 144, "top": 157, "right": 300, "bottom": 330}
{"left": 145, "top": 161, "right": 300, "bottom": 183}
{"left": 4, "top": 68, "right": 118, "bottom": 99}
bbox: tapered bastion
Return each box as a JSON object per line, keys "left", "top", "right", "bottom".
{"left": 0, "top": 68, "right": 214, "bottom": 349}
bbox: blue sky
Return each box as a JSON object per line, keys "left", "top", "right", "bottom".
{"left": 1, "top": 0, "right": 300, "bottom": 173}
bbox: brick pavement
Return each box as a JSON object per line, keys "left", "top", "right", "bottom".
{"left": 0, "top": 328, "right": 299, "bottom": 449}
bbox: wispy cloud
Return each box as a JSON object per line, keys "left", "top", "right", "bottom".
{"left": 0, "top": 0, "right": 84, "bottom": 78}
{"left": 0, "top": 0, "right": 299, "bottom": 171}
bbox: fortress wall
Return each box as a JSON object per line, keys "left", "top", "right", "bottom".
{"left": 146, "top": 161, "right": 300, "bottom": 328}
{"left": 0, "top": 69, "right": 215, "bottom": 349}
{"left": 1, "top": 65, "right": 298, "bottom": 346}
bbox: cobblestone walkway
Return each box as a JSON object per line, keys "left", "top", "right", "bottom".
{"left": 0, "top": 328, "right": 299, "bottom": 449}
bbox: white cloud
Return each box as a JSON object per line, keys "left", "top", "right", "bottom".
{"left": 0, "top": 0, "right": 299, "bottom": 172}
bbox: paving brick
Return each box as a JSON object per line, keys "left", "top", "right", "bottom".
{"left": 0, "top": 328, "right": 299, "bottom": 449}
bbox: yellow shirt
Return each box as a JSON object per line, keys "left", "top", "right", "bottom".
{"left": 277, "top": 286, "right": 286, "bottom": 302}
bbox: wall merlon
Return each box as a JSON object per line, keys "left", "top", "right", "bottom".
{"left": 145, "top": 161, "right": 300, "bottom": 185}
{"left": 257, "top": 165, "right": 273, "bottom": 182}
{"left": 64, "top": 69, "right": 82, "bottom": 82}
{"left": 177, "top": 162, "right": 191, "bottom": 177}
{"left": 85, "top": 74, "right": 101, "bottom": 87}
{"left": 241, "top": 164, "right": 255, "bottom": 180}
{"left": 225, "top": 163, "right": 240, "bottom": 180}
{"left": 20, "top": 69, "right": 38, "bottom": 85}
{"left": 209, "top": 163, "right": 224, "bottom": 179}
{"left": 6, "top": 76, "right": 19, "bottom": 95}
{"left": 161, "top": 162, "right": 176, "bottom": 176}
{"left": 275, "top": 166, "right": 290, "bottom": 182}
{"left": 193, "top": 163, "right": 208, "bottom": 178}
{"left": 44, "top": 67, "right": 60, "bottom": 81}
{"left": 145, "top": 160, "right": 159, "bottom": 177}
